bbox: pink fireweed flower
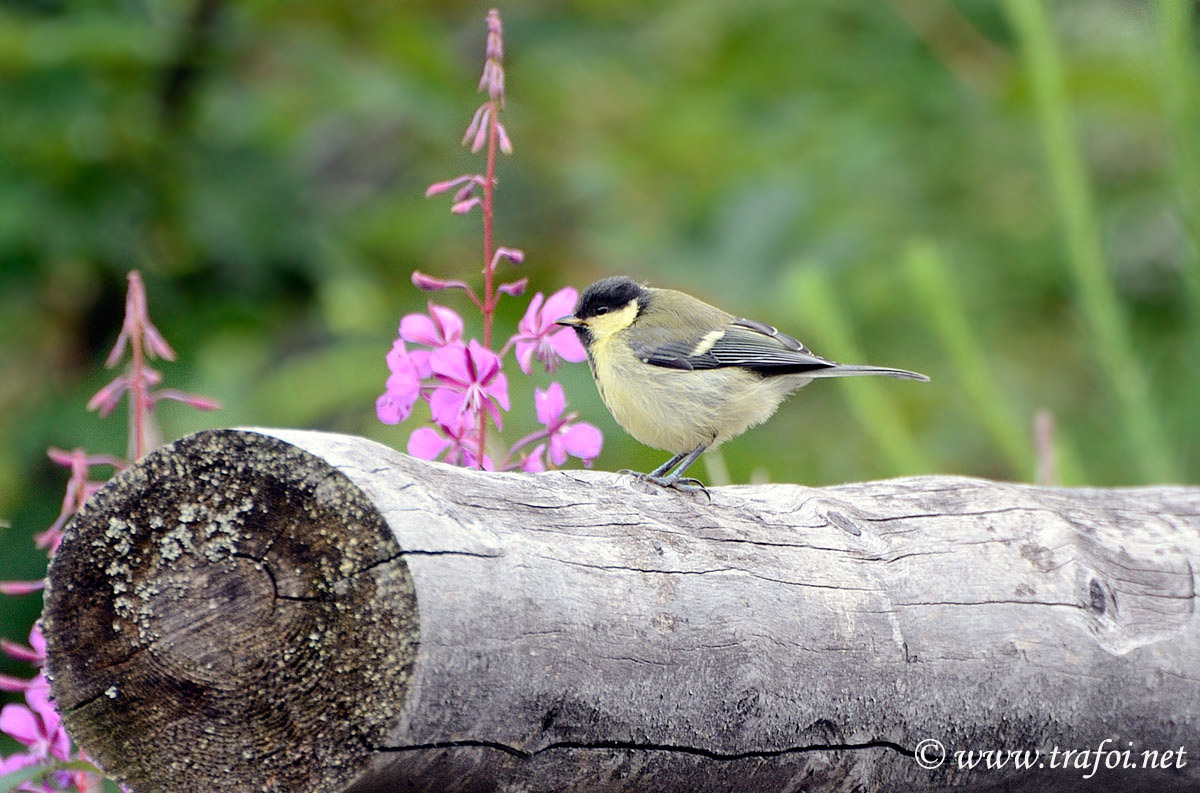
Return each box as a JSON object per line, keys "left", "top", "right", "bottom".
{"left": 480, "top": 9, "right": 505, "bottom": 103}
{"left": 1, "top": 625, "right": 46, "bottom": 666}
{"left": 535, "top": 382, "right": 602, "bottom": 466}
{"left": 497, "top": 278, "right": 527, "bottom": 297}
{"left": 85, "top": 365, "right": 217, "bottom": 428}
{"left": 452, "top": 196, "right": 482, "bottom": 214}
{"left": 35, "top": 448, "right": 124, "bottom": 553}
{"left": 425, "top": 174, "right": 485, "bottom": 199}
{"left": 399, "top": 302, "right": 465, "bottom": 378}
{"left": 376, "top": 339, "right": 424, "bottom": 425}
{"left": 427, "top": 174, "right": 489, "bottom": 216}
{"left": 87, "top": 368, "right": 158, "bottom": 418}
{"left": 0, "top": 672, "right": 35, "bottom": 694}
{"left": 401, "top": 303, "right": 464, "bottom": 349}
{"left": 509, "top": 287, "right": 587, "bottom": 375}
{"left": 520, "top": 442, "right": 548, "bottom": 473}
{"left": 105, "top": 271, "right": 174, "bottom": 367}
{"left": 462, "top": 103, "right": 492, "bottom": 153}
{"left": 0, "top": 580, "right": 45, "bottom": 597}
{"left": 491, "top": 246, "right": 524, "bottom": 268}
{"left": 411, "top": 271, "right": 474, "bottom": 294}
{"left": 97, "top": 270, "right": 221, "bottom": 461}
{"left": 0, "top": 673, "right": 71, "bottom": 765}
{"left": 152, "top": 390, "right": 222, "bottom": 412}
{"left": 408, "top": 420, "right": 492, "bottom": 470}
{"left": 429, "top": 341, "right": 510, "bottom": 429}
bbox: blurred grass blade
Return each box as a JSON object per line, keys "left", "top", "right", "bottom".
{"left": 786, "top": 266, "right": 933, "bottom": 477}
{"left": 1155, "top": 0, "right": 1200, "bottom": 320}
{"left": 1003, "top": 0, "right": 1178, "bottom": 483}
{"left": 903, "top": 240, "right": 1084, "bottom": 483}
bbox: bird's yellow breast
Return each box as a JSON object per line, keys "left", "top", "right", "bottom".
{"left": 588, "top": 325, "right": 805, "bottom": 455}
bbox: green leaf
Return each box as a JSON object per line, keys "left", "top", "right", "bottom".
{"left": 0, "top": 759, "right": 103, "bottom": 793}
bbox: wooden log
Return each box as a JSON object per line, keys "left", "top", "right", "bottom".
{"left": 41, "top": 428, "right": 1200, "bottom": 793}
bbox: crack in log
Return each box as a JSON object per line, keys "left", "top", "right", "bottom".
{"left": 372, "top": 737, "right": 914, "bottom": 761}
{"left": 61, "top": 685, "right": 119, "bottom": 715}
{"left": 229, "top": 552, "right": 322, "bottom": 603}
{"left": 894, "top": 599, "right": 1084, "bottom": 609}
{"left": 541, "top": 558, "right": 742, "bottom": 577}
{"left": 397, "top": 549, "right": 504, "bottom": 559}
{"left": 539, "top": 555, "right": 880, "bottom": 593}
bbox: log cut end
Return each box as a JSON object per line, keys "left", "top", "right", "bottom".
{"left": 43, "top": 429, "right": 418, "bottom": 793}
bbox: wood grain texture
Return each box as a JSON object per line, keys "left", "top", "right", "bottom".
{"left": 42, "top": 428, "right": 1200, "bottom": 793}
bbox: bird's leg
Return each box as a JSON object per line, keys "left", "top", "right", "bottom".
{"left": 639, "top": 443, "right": 710, "bottom": 498}
{"left": 648, "top": 451, "right": 687, "bottom": 477}
{"left": 618, "top": 451, "right": 684, "bottom": 478}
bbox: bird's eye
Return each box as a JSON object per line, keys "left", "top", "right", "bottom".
{"left": 596, "top": 306, "right": 609, "bottom": 315}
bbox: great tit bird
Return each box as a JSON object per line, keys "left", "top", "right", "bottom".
{"left": 556, "top": 276, "right": 929, "bottom": 494}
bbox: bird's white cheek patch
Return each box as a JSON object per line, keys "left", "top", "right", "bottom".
{"left": 585, "top": 300, "right": 640, "bottom": 342}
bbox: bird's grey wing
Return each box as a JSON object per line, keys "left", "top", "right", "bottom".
{"left": 633, "top": 317, "right": 838, "bottom": 374}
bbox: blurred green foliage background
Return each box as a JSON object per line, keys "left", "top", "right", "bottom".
{"left": 1, "top": 0, "right": 1198, "bottom": 716}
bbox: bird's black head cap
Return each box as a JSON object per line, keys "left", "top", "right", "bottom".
{"left": 574, "top": 276, "right": 645, "bottom": 320}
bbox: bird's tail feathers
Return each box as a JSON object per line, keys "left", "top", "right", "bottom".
{"left": 810, "top": 364, "right": 930, "bottom": 382}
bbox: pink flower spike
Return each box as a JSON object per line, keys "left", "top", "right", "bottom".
{"left": 466, "top": 104, "right": 492, "bottom": 152}
{"left": 142, "top": 320, "right": 175, "bottom": 362}
{"left": 46, "top": 447, "right": 76, "bottom": 467}
{"left": 86, "top": 376, "right": 131, "bottom": 417}
{"left": 106, "top": 271, "right": 175, "bottom": 367}
{"left": 486, "top": 9, "right": 503, "bottom": 61}
{"left": 152, "top": 389, "right": 222, "bottom": 411}
{"left": 1, "top": 640, "right": 39, "bottom": 665}
{"left": 401, "top": 304, "right": 464, "bottom": 348}
{"left": 461, "top": 103, "right": 490, "bottom": 148}
{"left": 0, "top": 673, "right": 33, "bottom": 693}
{"left": 28, "top": 626, "right": 46, "bottom": 659}
{"left": 496, "top": 120, "right": 513, "bottom": 154}
{"left": 412, "top": 271, "right": 475, "bottom": 295}
{"left": 46, "top": 448, "right": 124, "bottom": 470}
{"left": 451, "top": 197, "right": 482, "bottom": 215}
{"left": 492, "top": 247, "right": 525, "bottom": 268}
{"left": 478, "top": 60, "right": 497, "bottom": 96}
{"left": 509, "top": 287, "right": 588, "bottom": 375}
{"left": 425, "top": 173, "right": 483, "bottom": 198}
{"left": 0, "top": 580, "right": 45, "bottom": 596}
{"left": 453, "top": 182, "right": 477, "bottom": 203}
{"left": 0, "top": 625, "right": 45, "bottom": 665}
{"left": 498, "top": 278, "right": 528, "bottom": 297}
{"left": 412, "top": 271, "right": 469, "bottom": 292}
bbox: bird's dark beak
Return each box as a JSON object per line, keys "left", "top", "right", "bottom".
{"left": 555, "top": 315, "right": 585, "bottom": 327}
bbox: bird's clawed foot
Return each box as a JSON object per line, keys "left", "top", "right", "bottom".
{"left": 628, "top": 471, "right": 711, "bottom": 499}
{"left": 619, "top": 443, "right": 712, "bottom": 498}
